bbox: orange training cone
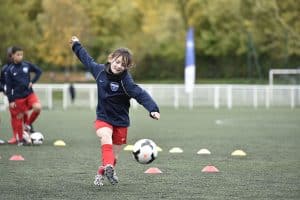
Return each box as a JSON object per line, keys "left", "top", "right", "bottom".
{"left": 9, "top": 155, "right": 25, "bottom": 161}
{"left": 144, "top": 167, "right": 162, "bottom": 174}
{"left": 201, "top": 165, "right": 219, "bottom": 173}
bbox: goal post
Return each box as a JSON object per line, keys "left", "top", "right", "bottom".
{"left": 269, "top": 69, "right": 300, "bottom": 85}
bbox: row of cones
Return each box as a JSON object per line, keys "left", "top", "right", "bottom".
{"left": 139, "top": 146, "right": 243, "bottom": 174}
{"left": 5, "top": 155, "right": 220, "bottom": 173}
{"left": 0, "top": 140, "right": 67, "bottom": 161}
{"left": 144, "top": 165, "right": 220, "bottom": 174}
{"left": 124, "top": 145, "right": 247, "bottom": 156}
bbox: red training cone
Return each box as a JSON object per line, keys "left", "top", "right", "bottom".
{"left": 201, "top": 165, "right": 219, "bottom": 173}
{"left": 144, "top": 167, "right": 162, "bottom": 174}
{"left": 9, "top": 155, "right": 25, "bottom": 161}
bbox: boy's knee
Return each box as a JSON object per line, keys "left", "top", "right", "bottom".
{"left": 96, "top": 127, "right": 112, "bottom": 144}
{"left": 32, "top": 103, "right": 42, "bottom": 112}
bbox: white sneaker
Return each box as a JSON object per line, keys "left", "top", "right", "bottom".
{"left": 94, "top": 174, "right": 105, "bottom": 187}
{"left": 0, "top": 139, "right": 5, "bottom": 144}
{"left": 113, "top": 171, "right": 119, "bottom": 183}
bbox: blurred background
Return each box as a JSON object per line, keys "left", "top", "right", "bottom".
{"left": 1, "top": 0, "right": 299, "bottom": 83}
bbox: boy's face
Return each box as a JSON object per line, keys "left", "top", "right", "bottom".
{"left": 12, "top": 50, "right": 24, "bottom": 64}
{"left": 110, "top": 56, "right": 127, "bottom": 75}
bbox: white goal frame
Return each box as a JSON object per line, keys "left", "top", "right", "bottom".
{"left": 269, "top": 69, "right": 300, "bottom": 85}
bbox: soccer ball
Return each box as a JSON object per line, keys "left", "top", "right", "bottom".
{"left": 30, "top": 132, "right": 44, "bottom": 145}
{"left": 132, "top": 139, "right": 158, "bottom": 164}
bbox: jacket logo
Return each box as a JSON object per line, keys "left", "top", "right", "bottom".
{"left": 23, "top": 67, "right": 29, "bottom": 73}
{"left": 110, "top": 82, "right": 119, "bottom": 92}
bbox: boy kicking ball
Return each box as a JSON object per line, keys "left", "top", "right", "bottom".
{"left": 70, "top": 36, "right": 160, "bottom": 186}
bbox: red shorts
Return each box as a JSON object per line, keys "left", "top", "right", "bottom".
{"left": 94, "top": 120, "right": 128, "bottom": 145}
{"left": 10, "top": 93, "right": 40, "bottom": 116}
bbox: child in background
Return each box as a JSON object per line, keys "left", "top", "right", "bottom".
{"left": 5, "top": 46, "right": 42, "bottom": 146}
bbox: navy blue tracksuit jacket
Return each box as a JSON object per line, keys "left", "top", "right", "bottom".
{"left": 72, "top": 42, "right": 159, "bottom": 127}
{"left": 5, "top": 61, "right": 42, "bottom": 102}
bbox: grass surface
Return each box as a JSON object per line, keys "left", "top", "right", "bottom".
{"left": 0, "top": 107, "right": 299, "bottom": 199}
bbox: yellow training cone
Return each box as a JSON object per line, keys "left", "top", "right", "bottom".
{"left": 197, "top": 149, "right": 211, "bottom": 155}
{"left": 123, "top": 145, "right": 134, "bottom": 151}
{"left": 231, "top": 150, "right": 246, "bottom": 156}
{"left": 169, "top": 147, "right": 183, "bottom": 153}
{"left": 156, "top": 146, "right": 163, "bottom": 152}
{"left": 54, "top": 140, "right": 66, "bottom": 147}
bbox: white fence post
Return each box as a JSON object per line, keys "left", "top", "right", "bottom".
{"left": 253, "top": 87, "right": 258, "bottom": 109}
{"left": 214, "top": 86, "right": 220, "bottom": 109}
{"left": 63, "top": 84, "right": 68, "bottom": 110}
{"left": 47, "top": 86, "right": 53, "bottom": 109}
{"left": 227, "top": 85, "right": 232, "bottom": 109}
{"left": 265, "top": 86, "right": 270, "bottom": 109}
{"left": 290, "top": 87, "right": 295, "bottom": 109}
{"left": 89, "top": 88, "right": 95, "bottom": 110}
{"left": 174, "top": 86, "right": 179, "bottom": 109}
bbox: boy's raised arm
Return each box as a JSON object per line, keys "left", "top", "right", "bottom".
{"left": 70, "top": 36, "right": 103, "bottom": 77}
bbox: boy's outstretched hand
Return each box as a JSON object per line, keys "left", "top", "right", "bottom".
{"left": 70, "top": 36, "right": 79, "bottom": 46}
{"left": 150, "top": 112, "right": 160, "bottom": 120}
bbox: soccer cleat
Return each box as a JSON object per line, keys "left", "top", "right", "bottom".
{"left": 17, "top": 139, "right": 32, "bottom": 146}
{"left": 24, "top": 125, "right": 35, "bottom": 133}
{"left": 8, "top": 137, "right": 17, "bottom": 144}
{"left": 113, "top": 171, "right": 119, "bottom": 183}
{"left": 104, "top": 165, "right": 118, "bottom": 185}
{"left": 0, "top": 139, "right": 5, "bottom": 145}
{"left": 29, "top": 125, "right": 35, "bottom": 133}
{"left": 94, "top": 174, "right": 105, "bottom": 187}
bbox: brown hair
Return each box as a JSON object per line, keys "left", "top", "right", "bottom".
{"left": 108, "top": 48, "right": 134, "bottom": 69}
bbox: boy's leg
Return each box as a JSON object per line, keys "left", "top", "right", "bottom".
{"left": 12, "top": 98, "right": 31, "bottom": 146}
{"left": 8, "top": 107, "right": 17, "bottom": 144}
{"left": 26, "top": 93, "right": 42, "bottom": 128}
{"left": 112, "top": 126, "right": 128, "bottom": 166}
{"left": 23, "top": 111, "right": 29, "bottom": 126}
{"left": 94, "top": 120, "right": 119, "bottom": 185}
{"left": 9, "top": 106, "right": 24, "bottom": 144}
{"left": 15, "top": 114, "right": 24, "bottom": 145}
{"left": 96, "top": 127, "right": 115, "bottom": 166}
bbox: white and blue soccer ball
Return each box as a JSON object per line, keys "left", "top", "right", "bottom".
{"left": 30, "top": 132, "right": 44, "bottom": 145}
{"left": 132, "top": 139, "right": 158, "bottom": 164}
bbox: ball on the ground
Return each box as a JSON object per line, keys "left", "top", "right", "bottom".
{"left": 30, "top": 132, "right": 44, "bottom": 145}
{"left": 132, "top": 139, "right": 158, "bottom": 164}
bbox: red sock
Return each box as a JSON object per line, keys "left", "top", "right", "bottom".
{"left": 27, "top": 111, "right": 40, "bottom": 125}
{"left": 101, "top": 144, "right": 115, "bottom": 166}
{"left": 98, "top": 158, "right": 117, "bottom": 175}
{"left": 10, "top": 117, "right": 17, "bottom": 138}
{"left": 97, "top": 166, "right": 105, "bottom": 175}
{"left": 23, "top": 113, "right": 29, "bottom": 125}
{"left": 15, "top": 118, "right": 23, "bottom": 141}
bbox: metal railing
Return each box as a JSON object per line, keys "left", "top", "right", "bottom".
{"left": 1, "top": 84, "right": 299, "bottom": 110}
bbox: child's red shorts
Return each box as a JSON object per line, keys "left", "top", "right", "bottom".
{"left": 94, "top": 120, "right": 128, "bottom": 145}
{"left": 10, "top": 93, "right": 40, "bottom": 116}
